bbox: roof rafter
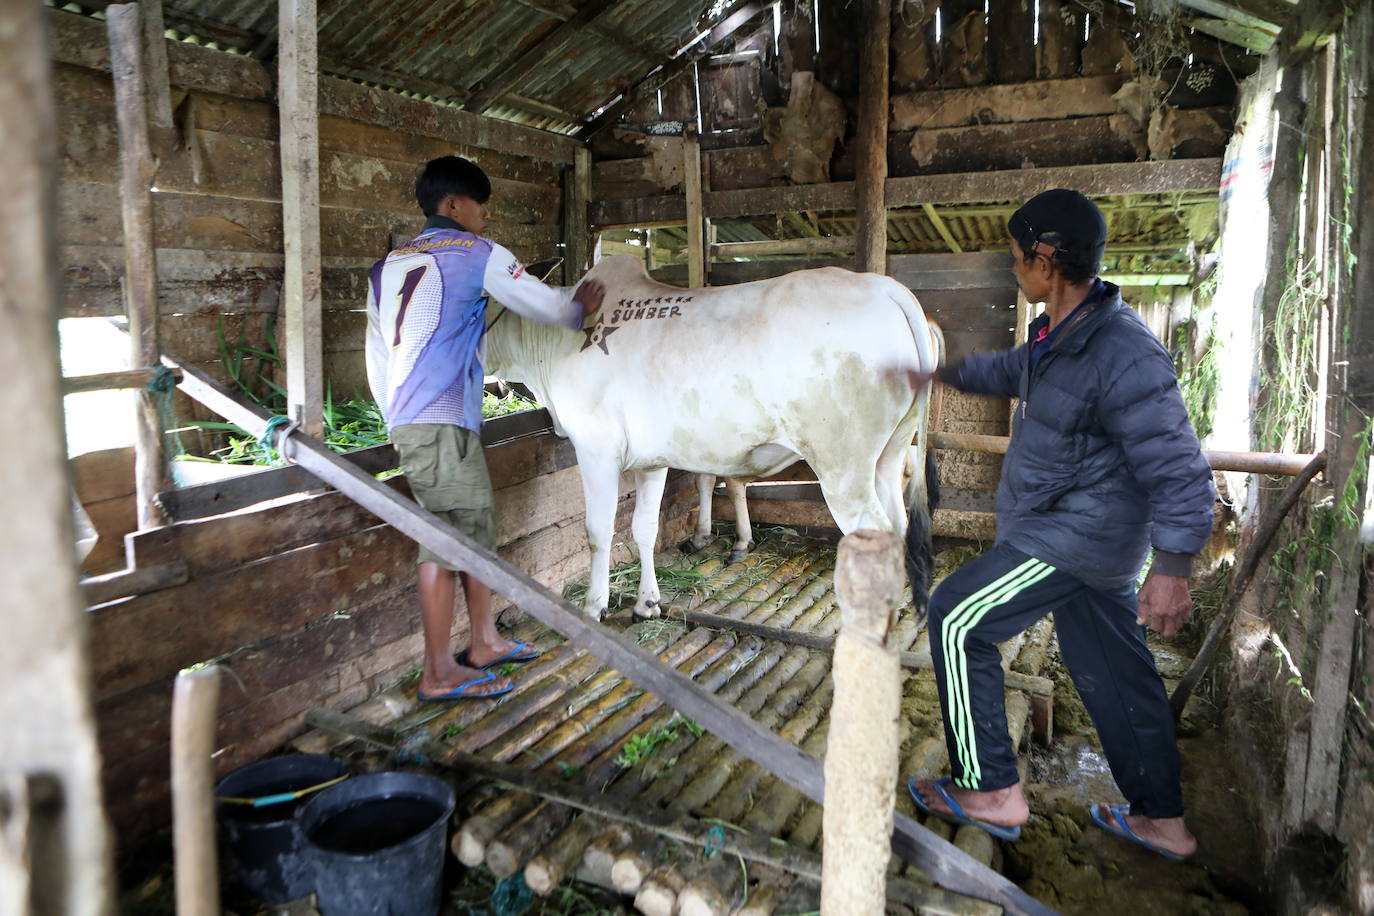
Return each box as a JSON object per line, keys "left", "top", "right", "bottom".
{"left": 579, "top": 0, "right": 772, "bottom": 140}
{"left": 467, "top": 0, "right": 623, "bottom": 114}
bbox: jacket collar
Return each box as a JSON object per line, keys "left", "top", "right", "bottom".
{"left": 422, "top": 214, "right": 469, "bottom": 233}
{"left": 1028, "top": 280, "right": 1123, "bottom": 356}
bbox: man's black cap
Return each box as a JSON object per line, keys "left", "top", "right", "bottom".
{"left": 1008, "top": 188, "right": 1107, "bottom": 267}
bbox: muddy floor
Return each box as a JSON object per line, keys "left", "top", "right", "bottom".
{"left": 1012, "top": 641, "right": 1265, "bottom": 915}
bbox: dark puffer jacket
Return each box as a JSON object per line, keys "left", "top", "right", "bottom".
{"left": 943, "top": 283, "right": 1214, "bottom": 590}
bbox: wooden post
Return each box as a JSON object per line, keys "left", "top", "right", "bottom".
{"left": 141, "top": 0, "right": 173, "bottom": 129}
{"left": 685, "top": 126, "right": 706, "bottom": 288}
{"left": 856, "top": 0, "right": 890, "bottom": 274}
{"left": 279, "top": 0, "right": 324, "bottom": 438}
{"left": 107, "top": 3, "right": 171, "bottom": 530}
{"left": 0, "top": 0, "right": 112, "bottom": 906}
{"left": 171, "top": 665, "right": 222, "bottom": 916}
{"left": 564, "top": 146, "right": 592, "bottom": 284}
{"left": 822, "top": 530, "right": 905, "bottom": 915}
{"left": 1303, "top": 8, "right": 1372, "bottom": 831}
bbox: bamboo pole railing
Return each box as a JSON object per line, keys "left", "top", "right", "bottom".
{"left": 931, "top": 431, "right": 1319, "bottom": 477}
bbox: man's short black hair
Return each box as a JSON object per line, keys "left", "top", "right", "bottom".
{"left": 416, "top": 156, "right": 492, "bottom": 215}
{"left": 1008, "top": 188, "right": 1107, "bottom": 284}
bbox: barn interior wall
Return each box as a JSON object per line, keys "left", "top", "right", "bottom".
{"left": 87, "top": 428, "right": 697, "bottom": 840}
{"left": 51, "top": 8, "right": 570, "bottom": 457}
{"left": 1204, "top": 6, "right": 1374, "bottom": 910}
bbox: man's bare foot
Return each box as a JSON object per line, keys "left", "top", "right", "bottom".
{"left": 911, "top": 778, "right": 1030, "bottom": 828}
{"left": 419, "top": 663, "right": 511, "bottom": 699}
{"left": 464, "top": 635, "right": 534, "bottom": 669}
{"left": 1092, "top": 804, "right": 1197, "bottom": 860}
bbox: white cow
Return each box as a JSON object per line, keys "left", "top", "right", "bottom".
{"left": 485, "top": 255, "right": 938, "bottom": 620}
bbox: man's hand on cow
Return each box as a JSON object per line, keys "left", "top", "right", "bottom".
{"left": 574, "top": 280, "right": 605, "bottom": 318}
{"left": 1136, "top": 570, "right": 1192, "bottom": 638}
{"left": 890, "top": 367, "right": 938, "bottom": 390}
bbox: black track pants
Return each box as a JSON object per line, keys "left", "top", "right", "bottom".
{"left": 926, "top": 542, "right": 1184, "bottom": 818}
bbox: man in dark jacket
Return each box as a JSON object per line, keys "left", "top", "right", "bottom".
{"left": 907, "top": 189, "right": 1214, "bottom": 861}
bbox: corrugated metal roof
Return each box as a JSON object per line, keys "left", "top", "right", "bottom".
{"left": 136, "top": 0, "right": 740, "bottom": 134}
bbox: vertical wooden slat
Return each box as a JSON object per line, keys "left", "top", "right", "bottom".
{"left": 856, "top": 0, "right": 890, "bottom": 274}
{"left": 142, "top": 0, "right": 173, "bottom": 129}
{"left": 685, "top": 127, "right": 706, "bottom": 288}
{"left": 279, "top": 0, "right": 324, "bottom": 438}
{"left": 0, "top": 0, "right": 112, "bottom": 907}
{"left": 564, "top": 145, "right": 592, "bottom": 284}
{"left": 1304, "top": 5, "right": 1371, "bottom": 833}
{"left": 107, "top": 2, "right": 171, "bottom": 530}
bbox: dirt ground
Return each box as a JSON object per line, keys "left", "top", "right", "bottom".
{"left": 1011, "top": 639, "right": 1267, "bottom": 915}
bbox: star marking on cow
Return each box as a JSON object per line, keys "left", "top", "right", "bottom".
{"left": 581, "top": 321, "right": 618, "bottom": 355}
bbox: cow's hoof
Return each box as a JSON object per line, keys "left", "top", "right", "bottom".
{"left": 728, "top": 544, "right": 754, "bottom": 564}
{"left": 684, "top": 535, "right": 712, "bottom": 554}
{"left": 633, "top": 599, "right": 661, "bottom": 620}
{"left": 586, "top": 604, "right": 608, "bottom": 621}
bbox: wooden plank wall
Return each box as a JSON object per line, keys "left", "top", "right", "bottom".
{"left": 89, "top": 430, "right": 697, "bottom": 839}
{"left": 590, "top": 0, "right": 1240, "bottom": 203}
{"left": 50, "top": 9, "right": 569, "bottom": 438}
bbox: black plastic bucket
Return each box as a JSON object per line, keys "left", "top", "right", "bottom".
{"left": 295, "top": 771, "right": 455, "bottom": 916}
{"left": 216, "top": 753, "right": 348, "bottom": 904}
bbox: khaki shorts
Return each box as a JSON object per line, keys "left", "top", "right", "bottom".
{"left": 391, "top": 423, "right": 497, "bottom": 569}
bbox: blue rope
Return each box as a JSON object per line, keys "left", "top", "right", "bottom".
{"left": 703, "top": 824, "right": 727, "bottom": 858}
{"left": 257, "top": 414, "right": 293, "bottom": 463}
{"left": 489, "top": 873, "right": 532, "bottom": 916}
{"left": 143, "top": 366, "right": 186, "bottom": 456}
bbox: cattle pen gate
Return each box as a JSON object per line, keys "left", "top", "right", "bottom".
{"left": 4, "top": 0, "right": 1374, "bottom": 914}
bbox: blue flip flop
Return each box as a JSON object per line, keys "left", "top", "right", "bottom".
{"left": 458, "top": 639, "right": 541, "bottom": 670}
{"left": 417, "top": 669, "right": 513, "bottom": 702}
{"left": 1090, "top": 803, "right": 1187, "bottom": 862}
{"left": 908, "top": 777, "right": 1022, "bottom": 841}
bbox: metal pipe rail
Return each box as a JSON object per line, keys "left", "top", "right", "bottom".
{"left": 931, "top": 432, "right": 1319, "bottom": 477}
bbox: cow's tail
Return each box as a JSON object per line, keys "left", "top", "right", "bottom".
{"left": 886, "top": 281, "right": 942, "bottom": 617}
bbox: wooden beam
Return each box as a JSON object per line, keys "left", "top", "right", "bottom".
{"left": 592, "top": 159, "right": 1224, "bottom": 227}
{"left": 856, "top": 0, "right": 891, "bottom": 274}
{"left": 1186, "top": 16, "right": 1278, "bottom": 52}
{"left": 141, "top": 0, "right": 173, "bottom": 129}
{"left": 279, "top": 0, "right": 324, "bottom": 439}
{"left": 107, "top": 3, "right": 171, "bottom": 530}
{"left": 564, "top": 146, "right": 592, "bottom": 284}
{"left": 468, "top": 0, "right": 620, "bottom": 114}
{"left": 1179, "top": 0, "right": 1286, "bottom": 32}
{"left": 158, "top": 349, "right": 1056, "bottom": 915}
{"left": 61, "top": 367, "right": 182, "bottom": 395}
{"left": 922, "top": 204, "right": 962, "bottom": 254}
{"left": 579, "top": 1, "right": 772, "bottom": 141}
{"left": 1273, "top": 0, "right": 1347, "bottom": 63}
{"left": 685, "top": 127, "right": 706, "bottom": 288}
{"left": 712, "top": 236, "right": 854, "bottom": 258}
{"left": 81, "top": 560, "right": 188, "bottom": 606}
{"left": 506, "top": 0, "right": 664, "bottom": 62}
{"left": 0, "top": 0, "right": 112, "bottom": 903}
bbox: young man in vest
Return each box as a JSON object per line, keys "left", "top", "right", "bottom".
{"left": 366, "top": 156, "right": 605, "bottom": 700}
{"left": 907, "top": 189, "right": 1214, "bottom": 861}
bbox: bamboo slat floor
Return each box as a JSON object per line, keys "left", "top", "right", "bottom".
{"left": 296, "top": 528, "right": 1051, "bottom": 915}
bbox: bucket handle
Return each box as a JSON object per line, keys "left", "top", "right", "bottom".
{"left": 217, "top": 774, "right": 349, "bottom": 808}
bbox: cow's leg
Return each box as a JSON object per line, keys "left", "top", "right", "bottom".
{"left": 688, "top": 473, "right": 717, "bottom": 552}
{"left": 579, "top": 455, "right": 621, "bottom": 621}
{"left": 725, "top": 478, "right": 754, "bottom": 563}
{"left": 632, "top": 468, "right": 669, "bottom": 619}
